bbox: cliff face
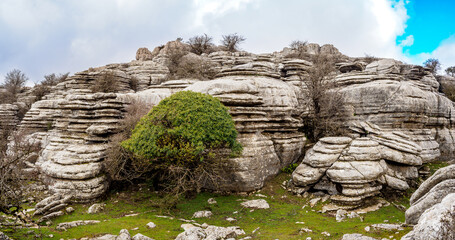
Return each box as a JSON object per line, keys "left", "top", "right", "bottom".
{"left": 6, "top": 41, "right": 454, "bottom": 202}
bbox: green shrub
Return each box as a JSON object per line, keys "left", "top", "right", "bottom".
{"left": 281, "top": 163, "right": 299, "bottom": 174}
{"left": 121, "top": 91, "right": 241, "bottom": 204}
{"left": 122, "top": 91, "right": 241, "bottom": 164}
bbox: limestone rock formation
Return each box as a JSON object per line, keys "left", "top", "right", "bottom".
{"left": 136, "top": 47, "right": 154, "bottom": 61}
{"left": 403, "top": 193, "right": 455, "bottom": 240}
{"left": 32, "top": 93, "right": 126, "bottom": 201}
{"left": 406, "top": 164, "right": 455, "bottom": 225}
{"left": 9, "top": 40, "right": 455, "bottom": 203}
{"left": 0, "top": 104, "right": 19, "bottom": 129}
{"left": 335, "top": 59, "right": 453, "bottom": 160}
{"left": 186, "top": 75, "right": 305, "bottom": 191}
{"left": 291, "top": 122, "right": 426, "bottom": 208}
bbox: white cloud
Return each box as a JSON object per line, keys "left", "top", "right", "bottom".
{"left": 188, "top": 0, "right": 411, "bottom": 60}
{"left": 191, "top": 0, "right": 256, "bottom": 28}
{"left": 399, "top": 35, "right": 414, "bottom": 47}
{"left": 411, "top": 35, "right": 455, "bottom": 74}
{"left": 0, "top": 0, "right": 413, "bottom": 83}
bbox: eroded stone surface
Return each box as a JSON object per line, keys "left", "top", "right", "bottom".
{"left": 406, "top": 164, "right": 455, "bottom": 225}
{"left": 291, "top": 122, "right": 431, "bottom": 207}
{"left": 403, "top": 193, "right": 455, "bottom": 240}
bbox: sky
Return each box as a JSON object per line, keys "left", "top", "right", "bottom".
{"left": 0, "top": 0, "right": 454, "bottom": 85}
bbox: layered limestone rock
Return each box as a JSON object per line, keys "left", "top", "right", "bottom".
{"left": 32, "top": 93, "right": 127, "bottom": 201}
{"left": 406, "top": 164, "right": 455, "bottom": 225}
{"left": 403, "top": 193, "right": 455, "bottom": 240}
{"left": 334, "top": 59, "right": 452, "bottom": 160}
{"left": 0, "top": 104, "right": 19, "bottom": 129}
{"left": 17, "top": 42, "right": 455, "bottom": 202}
{"left": 186, "top": 74, "right": 305, "bottom": 191}
{"left": 135, "top": 47, "right": 154, "bottom": 61}
{"left": 291, "top": 122, "right": 425, "bottom": 208}
{"left": 21, "top": 44, "right": 309, "bottom": 198}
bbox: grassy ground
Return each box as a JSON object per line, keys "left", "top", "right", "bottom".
{"left": 1, "top": 173, "right": 415, "bottom": 240}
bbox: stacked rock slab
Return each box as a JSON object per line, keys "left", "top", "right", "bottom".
{"left": 18, "top": 43, "right": 455, "bottom": 201}
{"left": 186, "top": 57, "right": 306, "bottom": 191}
{"left": 334, "top": 59, "right": 453, "bottom": 160}
{"left": 36, "top": 93, "right": 126, "bottom": 201}
{"left": 0, "top": 104, "right": 19, "bottom": 130}
{"left": 291, "top": 122, "right": 423, "bottom": 208}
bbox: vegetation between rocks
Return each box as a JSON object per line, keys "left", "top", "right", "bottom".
{"left": 107, "top": 91, "right": 242, "bottom": 207}
{"left": 1, "top": 173, "right": 413, "bottom": 240}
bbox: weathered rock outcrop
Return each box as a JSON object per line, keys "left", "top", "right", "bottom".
{"left": 33, "top": 93, "right": 126, "bottom": 201}
{"left": 186, "top": 72, "right": 305, "bottom": 191}
{"left": 335, "top": 60, "right": 453, "bottom": 160}
{"left": 403, "top": 192, "right": 455, "bottom": 240}
{"left": 291, "top": 122, "right": 424, "bottom": 208}
{"left": 136, "top": 47, "right": 154, "bottom": 61}
{"left": 0, "top": 104, "right": 19, "bottom": 129}
{"left": 12, "top": 42, "right": 455, "bottom": 202}
{"left": 406, "top": 164, "right": 455, "bottom": 225}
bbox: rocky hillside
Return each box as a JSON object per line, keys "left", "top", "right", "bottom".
{"left": 1, "top": 39, "right": 455, "bottom": 239}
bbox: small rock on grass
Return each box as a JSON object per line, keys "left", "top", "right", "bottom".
{"left": 336, "top": 209, "right": 347, "bottom": 222}
{"left": 192, "top": 210, "right": 212, "bottom": 218}
{"left": 371, "top": 223, "right": 403, "bottom": 231}
{"left": 146, "top": 222, "right": 156, "bottom": 228}
{"left": 207, "top": 198, "right": 217, "bottom": 204}
{"left": 299, "top": 228, "right": 313, "bottom": 234}
{"left": 309, "top": 198, "right": 321, "bottom": 208}
{"left": 341, "top": 233, "right": 377, "bottom": 240}
{"left": 66, "top": 207, "right": 74, "bottom": 213}
{"left": 241, "top": 199, "right": 270, "bottom": 209}
{"left": 132, "top": 233, "right": 154, "bottom": 240}
{"left": 226, "top": 217, "right": 236, "bottom": 222}
{"left": 87, "top": 203, "right": 105, "bottom": 214}
{"left": 116, "top": 229, "right": 131, "bottom": 240}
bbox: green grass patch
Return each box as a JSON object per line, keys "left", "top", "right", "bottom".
{"left": 1, "top": 173, "right": 413, "bottom": 239}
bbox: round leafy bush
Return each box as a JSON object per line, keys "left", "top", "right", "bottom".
{"left": 121, "top": 91, "right": 242, "bottom": 166}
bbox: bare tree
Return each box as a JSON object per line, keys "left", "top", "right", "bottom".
{"left": 446, "top": 66, "right": 455, "bottom": 77}
{"left": 300, "top": 53, "right": 347, "bottom": 142}
{"left": 3, "top": 69, "right": 28, "bottom": 99}
{"left": 221, "top": 33, "right": 246, "bottom": 52}
{"left": 423, "top": 58, "right": 441, "bottom": 74}
{"left": 42, "top": 72, "right": 69, "bottom": 86}
{"left": 290, "top": 40, "right": 307, "bottom": 52}
{"left": 33, "top": 72, "right": 69, "bottom": 101}
{"left": 91, "top": 72, "right": 119, "bottom": 93}
{"left": 286, "top": 40, "right": 309, "bottom": 59}
{"left": 187, "top": 34, "right": 214, "bottom": 55}
{"left": 363, "top": 54, "right": 379, "bottom": 64}
{"left": 0, "top": 126, "right": 40, "bottom": 213}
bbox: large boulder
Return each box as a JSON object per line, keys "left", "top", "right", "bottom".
{"left": 186, "top": 75, "right": 305, "bottom": 191}
{"left": 406, "top": 164, "right": 455, "bottom": 225}
{"left": 403, "top": 193, "right": 455, "bottom": 240}
{"left": 135, "top": 47, "right": 154, "bottom": 61}
{"left": 291, "top": 122, "right": 428, "bottom": 208}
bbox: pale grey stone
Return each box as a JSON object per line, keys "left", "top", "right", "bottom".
{"left": 240, "top": 199, "right": 270, "bottom": 209}
{"left": 192, "top": 211, "right": 212, "bottom": 218}
{"left": 403, "top": 193, "right": 455, "bottom": 240}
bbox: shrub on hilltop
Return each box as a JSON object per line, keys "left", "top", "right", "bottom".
{"left": 91, "top": 72, "right": 119, "bottom": 93}
{"left": 187, "top": 34, "right": 215, "bottom": 55}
